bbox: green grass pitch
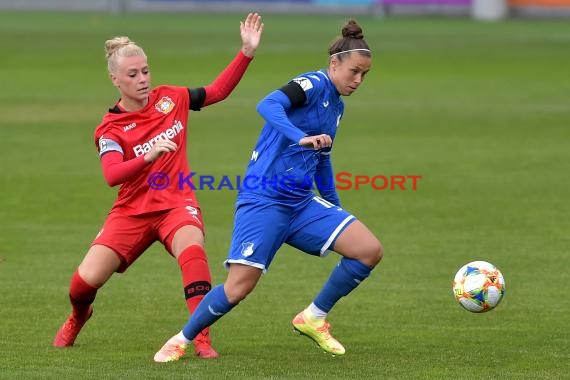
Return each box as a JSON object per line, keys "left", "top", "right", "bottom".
{"left": 0, "top": 11, "right": 568, "bottom": 379}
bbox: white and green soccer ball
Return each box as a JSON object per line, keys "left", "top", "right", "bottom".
{"left": 453, "top": 261, "right": 505, "bottom": 313}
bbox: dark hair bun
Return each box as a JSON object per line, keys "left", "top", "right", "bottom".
{"left": 342, "top": 20, "right": 364, "bottom": 39}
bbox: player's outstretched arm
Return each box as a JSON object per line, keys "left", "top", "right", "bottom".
{"left": 199, "top": 13, "right": 264, "bottom": 107}
{"left": 240, "top": 13, "right": 264, "bottom": 58}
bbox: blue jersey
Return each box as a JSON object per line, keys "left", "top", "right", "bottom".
{"left": 240, "top": 70, "right": 344, "bottom": 205}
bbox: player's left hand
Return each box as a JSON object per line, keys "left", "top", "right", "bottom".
{"left": 240, "top": 13, "right": 264, "bottom": 58}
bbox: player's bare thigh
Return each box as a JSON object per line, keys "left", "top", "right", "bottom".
{"left": 223, "top": 263, "right": 263, "bottom": 304}
{"left": 170, "top": 225, "right": 205, "bottom": 258}
{"left": 78, "top": 244, "right": 122, "bottom": 287}
{"left": 332, "top": 220, "right": 383, "bottom": 267}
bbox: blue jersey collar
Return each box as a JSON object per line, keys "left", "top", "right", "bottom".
{"left": 318, "top": 70, "right": 340, "bottom": 98}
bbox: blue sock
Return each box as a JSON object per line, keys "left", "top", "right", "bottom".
{"left": 182, "top": 284, "right": 235, "bottom": 341}
{"left": 313, "top": 258, "right": 372, "bottom": 313}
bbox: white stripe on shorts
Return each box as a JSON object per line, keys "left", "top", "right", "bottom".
{"left": 224, "top": 259, "right": 267, "bottom": 273}
{"left": 320, "top": 215, "right": 355, "bottom": 255}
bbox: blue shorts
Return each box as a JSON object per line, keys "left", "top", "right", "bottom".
{"left": 225, "top": 195, "right": 356, "bottom": 272}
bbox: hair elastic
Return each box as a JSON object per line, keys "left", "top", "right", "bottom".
{"left": 330, "top": 48, "right": 371, "bottom": 58}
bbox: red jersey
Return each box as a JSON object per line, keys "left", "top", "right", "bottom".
{"left": 95, "top": 85, "right": 196, "bottom": 215}
{"left": 93, "top": 50, "right": 253, "bottom": 216}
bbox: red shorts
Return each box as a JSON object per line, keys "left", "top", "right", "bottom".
{"left": 91, "top": 205, "right": 204, "bottom": 273}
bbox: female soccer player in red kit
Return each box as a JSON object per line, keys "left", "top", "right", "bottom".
{"left": 53, "top": 13, "right": 264, "bottom": 359}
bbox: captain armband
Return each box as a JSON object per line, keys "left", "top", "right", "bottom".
{"left": 98, "top": 137, "right": 124, "bottom": 156}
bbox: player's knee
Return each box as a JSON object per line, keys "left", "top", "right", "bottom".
{"left": 224, "top": 288, "right": 249, "bottom": 305}
{"left": 77, "top": 265, "right": 111, "bottom": 288}
{"left": 223, "top": 282, "right": 256, "bottom": 305}
{"left": 364, "top": 238, "right": 383, "bottom": 267}
{"left": 373, "top": 239, "right": 384, "bottom": 265}
{"left": 78, "top": 246, "right": 121, "bottom": 287}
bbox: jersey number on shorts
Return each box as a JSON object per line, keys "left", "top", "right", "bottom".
{"left": 185, "top": 206, "right": 201, "bottom": 225}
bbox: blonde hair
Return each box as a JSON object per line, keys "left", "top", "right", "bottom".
{"left": 105, "top": 36, "right": 147, "bottom": 73}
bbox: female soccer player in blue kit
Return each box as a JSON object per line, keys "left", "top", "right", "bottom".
{"left": 154, "top": 19, "right": 383, "bottom": 362}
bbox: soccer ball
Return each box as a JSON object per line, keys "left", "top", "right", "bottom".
{"left": 452, "top": 260, "right": 505, "bottom": 313}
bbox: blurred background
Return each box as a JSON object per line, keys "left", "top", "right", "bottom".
{"left": 1, "top": 0, "right": 570, "bottom": 19}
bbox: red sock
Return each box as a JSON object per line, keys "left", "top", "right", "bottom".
{"left": 69, "top": 270, "right": 98, "bottom": 317}
{"left": 177, "top": 245, "right": 212, "bottom": 314}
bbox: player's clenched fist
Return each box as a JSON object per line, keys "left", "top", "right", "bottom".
{"left": 299, "top": 134, "right": 333, "bottom": 149}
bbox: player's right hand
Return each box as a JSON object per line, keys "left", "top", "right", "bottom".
{"left": 144, "top": 138, "right": 177, "bottom": 163}
{"left": 299, "top": 134, "right": 332, "bottom": 150}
